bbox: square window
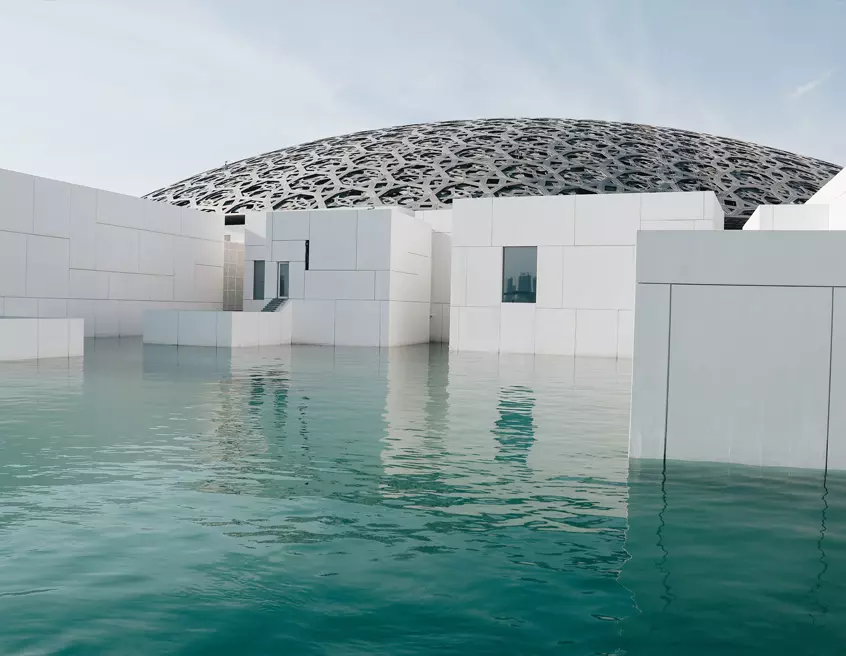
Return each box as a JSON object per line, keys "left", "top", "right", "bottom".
{"left": 502, "top": 246, "right": 537, "bottom": 303}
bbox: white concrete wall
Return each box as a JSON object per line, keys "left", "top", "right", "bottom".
{"left": 143, "top": 308, "right": 291, "bottom": 347}
{"left": 449, "top": 191, "right": 723, "bottom": 357}
{"left": 630, "top": 230, "right": 846, "bottom": 472}
{"left": 0, "top": 317, "right": 84, "bottom": 360}
{"left": 0, "top": 167, "right": 223, "bottom": 337}
{"left": 417, "top": 209, "right": 453, "bottom": 342}
{"left": 244, "top": 207, "right": 432, "bottom": 347}
{"left": 743, "top": 204, "right": 831, "bottom": 230}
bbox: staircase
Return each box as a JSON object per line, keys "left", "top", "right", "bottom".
{"left": 262, "top": 298, "right": 286, "bottom": 312}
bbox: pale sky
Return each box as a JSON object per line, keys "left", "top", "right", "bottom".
{"left": 0, "top": 0, "right": 843, "bottom": 196}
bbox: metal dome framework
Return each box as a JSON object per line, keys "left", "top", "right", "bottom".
{"left": 145, "top": 118, "right": 841, "bottom": 229}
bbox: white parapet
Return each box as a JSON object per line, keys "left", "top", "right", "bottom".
{"left": 629, "top": 230, "right": 846, "bottom": 472}
{"left": 142, "top": 309, "right": 292, "bottom": 347}
{"left": 0, "top": 317, "right": 84, "bottom": 361}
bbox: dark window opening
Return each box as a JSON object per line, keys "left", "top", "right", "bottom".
{"left": 253, "top": 260, "right": 265, "bottom": 300}
{"left": 502, "top": 246, "right": 537, "bottom": 303}
{"left": 305, "top": 239, "right": 310, "bottom": 270}
{"left": 224, "top": 214, "right": 246, "bottom": 226}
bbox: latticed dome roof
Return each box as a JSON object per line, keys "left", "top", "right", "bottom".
{"left": 145, "top": 118, "right": 841, "bottom": 229}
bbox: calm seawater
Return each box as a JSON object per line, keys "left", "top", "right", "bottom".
{"left": 1, "top": 340, "right": 845, "bottom": 655}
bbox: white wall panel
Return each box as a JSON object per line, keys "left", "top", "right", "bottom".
{"left": 356, "top": 211, "right": 391, "bottom": 270}
{"left": 6, "top": 297, "right": 39, "bottom": 317}
{"left": 37, "top": 319, "right": 70, "bottom": 358}
{"left": 139, "top": 231, "right": 175, "bottom": 275}
{"left": 562, "top": 246, "right": 634, "bottom": 310}
{"left": 118, "top": 301, "right": 146, "bottom": 336}
{"left": 641, "top": 220, "right": 695, "bottom": 231}
{"left": 142, "top": 198, "right": 182, "bottom": 235}
{"left": 534, "top": 308, "right": 576, "bottom": 355}
{"left": 430, "top": 232, "right": 452, "bottom": 304}
{"left": 616, "top": 309, "right": 634, "bottom": 358}
{"left": 641, "top": 191, "right": 706, "bottom": 221}
{"left": 309, "top": 211, "right": 357, "bottom": 270}
{"left": 143, "top": 309, "right": 179, "bottom": 344}
{"left": 452, "top": 197, "right": 492, "bottom": 247}
{"left": 37, "top": 299, "right": 67, "bottom": 318}
{"left": 536, "top": 246, "right": 563, "bottom": 308}
{"left": 335, "top": 300, "right": 381, "bottom": 346}
{"left": 0, "top": 231, "right": 27, "bottom": 297}
{"left": 69, "top": 269, "right": 109, "bottom": 299}
{"left": 177, "top": 310, "right": 218, "bottom": 346}
{"left": 499, "top": 303, "right": 535, "bottom": 353}
{"left": 0, "top": 319, "right": 38, "bottom": 360}
{"left": 826, "top": 288, "right": 846, "bottom": 470}
{"left": 290, "top": 299, "right": 335, "bottom": 345}
{"left": 575, "top": 193, "right": 641, "bottom": 245}
{"left": 67, "top": 299, "right": 97, "bottom": 336}
{"left": 149, "top": 275, "right": 174, "bottom": 302}
{"left": 109, "top": 273, "right": 150, "bottom": 301}
{"left": 96, "top": 224, "right": 139, "bottom": 273}
{"left": 181, "top": 208, "right": 222, "bottom": 242}
{"left": 33, "top": 176, "right": 71, "bottom": 238}
{"left": 97, "top": 189, "right": 143, "bottom": 230}
{"left": 575, "top": 309, "right": 618, "bottom": 357}
{"left": 491, "top": 196, "right": 574, "bottom": 246}
{"left": 273, "top": 211, "right": 310, "bottom": 240}
{"left": 271, "top": 240, "right": 306, "bottom": 263}
{"left": 26, "top": 235, "right": 69, "bottom": 298}
{"left": 465, "top": 247, "right": 502, "bottom": 307}
{"left": 195, "top": 265, "right": 223, "bottom": 303}
{"left": 665, "top": 284, "right": 831, "bottom": 470}
{"left": 68, "top": 319, "right": 84, "bottom": 356}
{"left": 69, "top": 184, "right": 97, "bottom": 269}
{"left": 457, "top": 306, "right": 500, "bottom": 352}
{"left": 0, "top": 168, "right": 34, "bottom": 233}
{"left": 95, "top": 300, "right": 120, "bottom": 336}
{"left": 305, "top": 270, "right": 375, "bottom": 300}
{"left": 288, "top": 261, "right": 305, "bottom": 299}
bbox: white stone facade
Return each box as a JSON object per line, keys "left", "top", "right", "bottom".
{"left": 0, "top": 167, "right": 223, "bottom": 337}
{"left": 630, "top": 230, "right": 846, "bottom": 472}
{"left": 0, "top": 317, "right": 84, "bottom": 361}
{"left": 448, "top": 191, "right": 723, "bottom": 357}
{"left": 143, "top": 309, "right": 292, "bottom": 347}
{"left": 242, "top": 207, "right": 432, "bottom": 347}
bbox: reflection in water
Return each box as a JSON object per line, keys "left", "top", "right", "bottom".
{"left": 1, "top": 340, "right": 846, "bottom": 654}
{"left": 492, "top": 386, "right": 536, "bottom": 465}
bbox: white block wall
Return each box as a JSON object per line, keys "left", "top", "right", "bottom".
{"left": 143, "top": 308, "right": 292, "bottom": 347}
{"left": 418, "top": 209, "right": 453, "bottom": 342}
{"left": 449, "top": 191, "right": 723, "bottom": 357}
{"left": 0, "top": 317, "right": 84, "bottom": 361}
{"left": 244, "top": 207, "right": 432, "bottom": 347}
{"left": 0, "top": 167, "right": 224, "bottom": 337}
{"left": 630, "top": 230, "right": 846, "bottom": 472}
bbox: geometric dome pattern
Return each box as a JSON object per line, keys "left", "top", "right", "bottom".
{"left": 145, "top": 118, "right": 842, "bottom": 230}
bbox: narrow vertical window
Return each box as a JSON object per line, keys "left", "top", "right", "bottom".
{"left": 305, "top": 239, "right": 310, "bottom": 271}
{"left": 253, "top": 260, "right": 265, "bottom": 300}
{"left": 502, "top": 247, "right": 537, "bottom": 303}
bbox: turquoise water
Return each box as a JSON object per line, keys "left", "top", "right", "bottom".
{"left": 1, "top": 340, "right": 845, "bottom": 655}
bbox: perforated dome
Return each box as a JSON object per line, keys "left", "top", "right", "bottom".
{"left": 145, "top": 118, "right": 841, "bottom": 229}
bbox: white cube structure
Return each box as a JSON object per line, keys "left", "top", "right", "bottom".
{"left": 630, "top": 230, "right": 846, "bottom": 472}
{"left": 242, "top": 207, "right": 432, "bottom": 348}
{"left": 449, "top": 191, "right": 723, "bottom": 356}
{"left": 0, "top": 167, "right": 224, "bottom": 339}
{"left": 0, "top": 318, "right": 84, "bottom": 361}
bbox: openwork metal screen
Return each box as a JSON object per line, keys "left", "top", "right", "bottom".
{"left": 146, "top": 118, "right": 841, "bottom": 229}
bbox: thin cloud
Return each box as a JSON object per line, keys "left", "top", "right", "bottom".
{"left": 788, "top": 69, "right": 836, "bottom": 100}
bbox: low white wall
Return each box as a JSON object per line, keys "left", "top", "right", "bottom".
{"left": 630, "top": 230, "right": 846, "bottom": 472}
{"left": 143, "top": 308, "right": 292, "bottom": 347}
{"left": 0, "top": 317, "right": 84, "bottom": 361}
{"left": 0, "top": 167, "right": 224, "bottom": 337}
{"left": 418, "top": 209, "right": 453, "bottom": 342}
{"left": 449, "top": 191, "right": 723, "bottom": 357}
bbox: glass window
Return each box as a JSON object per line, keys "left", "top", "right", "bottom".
{"left": 502, "top": 247, "right": 537, "bottom": 303}
{"left": 253, "top": 260, "right": 265, "bottom": 300}
{"left": 278, "top": 262, "right": 289, "bottom": 298}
